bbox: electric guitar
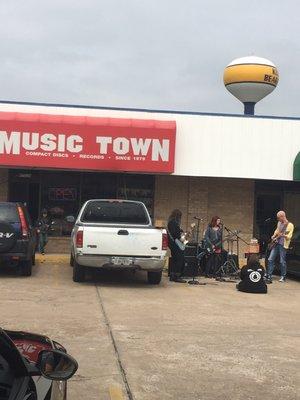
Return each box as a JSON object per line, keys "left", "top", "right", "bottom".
{"left": 203, "top": 231, "right": 240, "bottom": 255}
{"left": 268, "top": 225, "right": 289, "bottom": 251}
{"left": 173, "top": 223, "right": 196, "bottom": 251}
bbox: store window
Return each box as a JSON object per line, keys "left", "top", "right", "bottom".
{"left": 116, "top": 174, "right": 154, "bottom": 217}
{"left": 40, "top": 172, "right": 81, "bottom": 236}
{"left": 81, "top": 173, "right": 118, "bottom": 203}
{"left": 9, "top": 170, "right": 155, "bottom": 237}
{"left": 81, "top": 173, "right": 155, "bottom": 217}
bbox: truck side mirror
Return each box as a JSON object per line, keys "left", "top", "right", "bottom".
{"left": 37, "top": 349, "right": 78, "bottom": 381}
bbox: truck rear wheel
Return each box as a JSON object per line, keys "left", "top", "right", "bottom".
{"left": 73, "top": 261, "right": 85, "bottom": 282}
{"left": 147, "top": 271, "right": 162, "bottom": 285}
{"left": 20, "top": 259, "right": 32, "bottom": 277}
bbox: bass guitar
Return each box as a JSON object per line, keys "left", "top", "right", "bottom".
{"left": 267, "top": 224, "right": 289, "bottom": 251}
{"left": 268, "top": 231, "right": 289, "bottom": 251}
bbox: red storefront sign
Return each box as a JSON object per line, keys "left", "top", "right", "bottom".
{"left": 0, "top": 112, "right": 176, "bottom": 173}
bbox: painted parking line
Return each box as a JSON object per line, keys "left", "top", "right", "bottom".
{"left": 109, "top": 386, "right": 125, "bottom": 400}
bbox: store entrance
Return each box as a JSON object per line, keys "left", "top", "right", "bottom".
{"left": 255, "top": 179, "right": 300, "bottom": 253}
{"left": 9, "top": 176, "right": 40, "bottom": 223}
{"left": 255, "top": 193, "right": 282, "bottom": 252}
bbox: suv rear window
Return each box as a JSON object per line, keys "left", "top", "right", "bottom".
{"left": 81, "top": 201, "right": 150, "bottom": 225}
{"left": 0, "top": 204, "right": 19, "bottom": 223}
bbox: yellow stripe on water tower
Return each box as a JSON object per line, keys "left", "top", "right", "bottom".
{"left": 224, "top": 64, "right": 279, "bottom": 87}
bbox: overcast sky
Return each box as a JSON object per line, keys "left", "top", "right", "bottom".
{"left": 0, "top": 1, "right": 299, "bottom": 116}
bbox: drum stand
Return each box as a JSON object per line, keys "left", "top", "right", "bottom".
{"left": 215, "top": 226, "right": 248, "bottom": 281}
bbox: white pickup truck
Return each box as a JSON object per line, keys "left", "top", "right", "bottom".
{"left": 70, "top": 199, "right": 168, "bottom": 284}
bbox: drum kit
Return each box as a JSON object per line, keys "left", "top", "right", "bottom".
{"left": 183, "top": 218, "right": 249, "bottom": 282}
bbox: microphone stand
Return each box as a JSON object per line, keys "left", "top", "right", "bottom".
{"left": 224, "top": 226, "right": 249, "bottom": 245}
{"left": 188, "top": 217, "right": 206, "bottom": 286}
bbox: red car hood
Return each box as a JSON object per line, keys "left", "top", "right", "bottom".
{"left": 5, "top": 330, "right": 54, "bottom": 363}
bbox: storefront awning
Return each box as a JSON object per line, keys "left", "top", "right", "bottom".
{"left": 294, "top": 152, "right": 300, "bottom": 181}
{"left": 0, "top": 111, "right": 176, "bottom": 174}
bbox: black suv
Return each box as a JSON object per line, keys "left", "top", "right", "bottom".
{"left": 0, "top": 202, "right": 36, "bottom": 276}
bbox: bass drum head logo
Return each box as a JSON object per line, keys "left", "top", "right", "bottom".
{"left": 249, "top": 271, "right": 261, "bottom": 283}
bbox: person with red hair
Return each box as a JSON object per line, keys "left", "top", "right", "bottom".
{"left": 204, "top": 216, "right": 223, "bottom": 277}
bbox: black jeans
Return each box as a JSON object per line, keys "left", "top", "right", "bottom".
{"left": 205, "top": 253, "right": 221, "bottom": 276}
{"left": 170, "top": 245, "right": 185, "bottom": 278}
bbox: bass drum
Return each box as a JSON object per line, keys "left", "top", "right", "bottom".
{"left": 0, "top": 222, "right": 17, "bottom": 253}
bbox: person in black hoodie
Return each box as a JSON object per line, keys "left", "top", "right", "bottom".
{"left": 167, "top": 209, "right": 186, "bottom": 283}
{"left": 237, "top": 254, "right": 267, "bottom": 294}
{"left": 36, "top": 209, "right": 51, "bottom": 255}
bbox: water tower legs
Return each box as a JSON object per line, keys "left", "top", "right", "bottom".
{"left": 244, "top": 102, "right": 255, "bottom": 115}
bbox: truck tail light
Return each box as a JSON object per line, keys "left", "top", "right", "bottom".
{"left": 76, "top": 230, "right": 83, "bottom": 248}
{"left": 17, "top": 206, "right": 28, "bottom": 238}
{"left": 162, "top": 232, "right": 168, "bottom": 250}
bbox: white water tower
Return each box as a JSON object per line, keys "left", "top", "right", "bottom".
{"left": 223, "top": 56, "right": 279, "bottom": 115}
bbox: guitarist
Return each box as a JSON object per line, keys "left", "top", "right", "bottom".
{"left": 266, "top": 211, "right": 294, "bottom": 283}
{"left": 204, "top": 216, "right": 223, "bottom": 277}
{"left": 167, "top": 209, "right": 186, "bottom": 283}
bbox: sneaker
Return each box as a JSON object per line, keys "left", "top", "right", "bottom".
{"left": 266, "top": 278, "right": 272, "bottom": 284}
{"left": 41, "top": 252, "right": 45, "bottom": 255}
{"left": 279, "top": 276, "right": 286, "bottom": 283}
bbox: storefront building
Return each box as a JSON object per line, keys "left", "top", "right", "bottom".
{"left": 0, "top": 101, "right": 300, "bottom": 256}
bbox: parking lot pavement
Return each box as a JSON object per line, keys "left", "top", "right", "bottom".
{"left": 1, "top": 256, "right": 300, "bottom": 400}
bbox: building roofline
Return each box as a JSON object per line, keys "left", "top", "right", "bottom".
{"left": 0, "top": 99, "right": 299, "bottom": 121}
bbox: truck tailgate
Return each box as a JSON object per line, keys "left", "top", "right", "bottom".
{"left": 81, "top": 226, "right": 163, "bottom": 257}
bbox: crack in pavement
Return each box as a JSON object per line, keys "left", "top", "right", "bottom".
{"left": 95, "top": 285, "right": 133, "bottom": 400}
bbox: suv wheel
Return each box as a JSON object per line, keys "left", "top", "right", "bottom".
{"left": 147, "top": 271, "right": 162, "bottom": 285}
{"left": 20, "top": 259, "right": 32, "bottom": 277}
{"left": 73, "top": 261, "right": 85, "bottom": 282}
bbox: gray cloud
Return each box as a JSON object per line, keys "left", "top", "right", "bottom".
{"left": 0, "top": 0, "right": 299, "bottom": 116}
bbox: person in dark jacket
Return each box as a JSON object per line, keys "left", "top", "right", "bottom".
{"left": 237, "top": 254, "right": 267, "bottom": 294}
{"left": 36, "top": 209, "right": 51, "bottom": 255}
{"left": 167, "top": 209, "right": 186, "bottom": 283}
{"left": 204, "top": 216, "right": 223, "bottom": 277}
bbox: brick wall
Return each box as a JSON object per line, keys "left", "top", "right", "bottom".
{"left": 154, "top": 175, "right": 189, "bottom": 227}
{"left": 154, "top": 175, "right": 255, "bottom": 258}
{"left": 0, "top": 169, "right": 8, "bottom": 201}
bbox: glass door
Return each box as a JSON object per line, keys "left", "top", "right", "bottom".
{"left": 40, "top": 171, "right": 81, "bottom": 236}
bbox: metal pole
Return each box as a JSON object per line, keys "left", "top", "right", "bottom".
{"left": 244, "top": 102, "right": 255, "bottom": 115}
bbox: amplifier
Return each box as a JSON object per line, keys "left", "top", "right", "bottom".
{"left": 168, "top": 256, "right": 200, "bottom": 277}
{"left": 183, "top": 257, "right": 199, "bottom": 277}
{"left": 184, "top": 243, "right": 198, "bottom": 257}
